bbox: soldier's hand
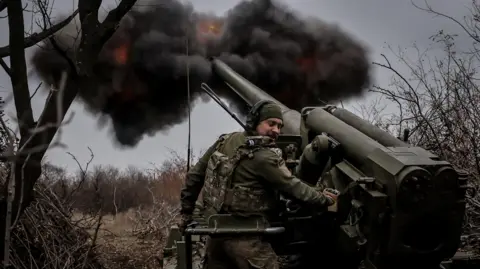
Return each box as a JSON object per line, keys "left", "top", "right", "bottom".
{"left": 323, "top": 188, "right": 339, "bottom": 212}
{"left": 178, "top": 214, "right": 193, "bottom": 234}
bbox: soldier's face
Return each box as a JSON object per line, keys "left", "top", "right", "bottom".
{"left": 256, "top": 118, "right": 283, "bottom": 139}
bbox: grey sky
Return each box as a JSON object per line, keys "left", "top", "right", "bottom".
{"left": 0, "top": 0, "right": 472, "bottom": 174}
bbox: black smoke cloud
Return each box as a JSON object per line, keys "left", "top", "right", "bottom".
{"left": 31, "top": 0, "right": 372, "bottom": 147}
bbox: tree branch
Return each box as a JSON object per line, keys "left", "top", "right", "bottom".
{"left": 7, "top": 0, "right": 34, "bottom": 139}
{"left": 0, "top": 58, "right": 11, "bottom": 76}
{"left": 99, "top": 0, "right": 137, "bottom": 44}
{"left": 0, "top": 0, "right": 139, "bottom": 263}
{"left": 0, "top": 9, "right": 79, "bottom": 58}
{"left": 77, "top": 0, "right": 103, "bottom": 76}
{"left": 77, "top": 0, "right": 137, "bottom": 76}
{"left": 412, "top": 0, "right": 480, "bottom": 43}
{"left": 0, "top": 0, "right": 5, "bottom": 13}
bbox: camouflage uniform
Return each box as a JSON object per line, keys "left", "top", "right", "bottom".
{"left": 180, "top": 131, "right": 334, "bottom": 269}
{"left": 180, "top": 101, "right": 334, "bottom": 269}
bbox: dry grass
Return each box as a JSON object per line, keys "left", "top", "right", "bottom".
{"left": 7, "top": 184, "right": 103, "bottom": 269}
{"left": 75, "top": 206, "right": 179, "bottom": 269}
{"left": 66, "top": 154, "right": 185, "bottom": 269}
{"left": 3, "top": 150, "right": 188, "bottom": 269}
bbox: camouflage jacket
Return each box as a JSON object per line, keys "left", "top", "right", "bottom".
{"left": 179, "top": 131, "right": 332, "bottom": 218}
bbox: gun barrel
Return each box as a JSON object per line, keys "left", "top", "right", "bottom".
{"left": 328, "top": 106, "right": 408, "bottom": 147}
{"left": 211, "top": 58, "right": 301, "bottom": 135}
{"left": 304, "top": 107, "right": 389, "bottom": 164}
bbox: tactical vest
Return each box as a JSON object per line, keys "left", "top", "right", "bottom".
{"left": 203, "top": 134, "right": 281, "bottom": 215}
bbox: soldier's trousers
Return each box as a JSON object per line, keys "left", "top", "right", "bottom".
{"left": 204, "top": 235, "right": 279, "bottom": 269}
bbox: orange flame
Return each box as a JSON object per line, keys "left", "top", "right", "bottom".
{"left": 114, "top": 44, "right": 129, "bottom": 65}
{"left": 196, "top": 20, "right": 223, "bottom": 43}
{"left": 197, "top": 21, "right": 222, "bottom": 35}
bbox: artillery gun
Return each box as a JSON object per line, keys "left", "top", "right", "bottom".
{"left": 161, "top": 58, "right": 479, "bottom": 269}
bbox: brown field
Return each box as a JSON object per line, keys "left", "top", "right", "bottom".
{"left": 73, "top": 209, "right": 177, "bottom": 269}
{"left": 6, "top": 153, "right": 190, "bottom": 269}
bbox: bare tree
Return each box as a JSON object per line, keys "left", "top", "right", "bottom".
{"left": 0, "top": 0, "right": 138, "bottom": 263}
{"left": 370, "top": 0, "right": 480, "bottom": 178}
{"left": 367, "top": 0, "right": 480, "bottom": 249}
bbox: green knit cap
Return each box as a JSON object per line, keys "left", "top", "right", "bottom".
{"left": 258, "top": 103, "right": 283, "bottom": 122}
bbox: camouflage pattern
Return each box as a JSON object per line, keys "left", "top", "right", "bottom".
{"left": 203, "top": 133, "right": 234, "bottom": 212}
{"left": 203, "top": 135, "right": 283, "bottom": 215}
{"left": 180, "top": 131, "right": 333, "bottom": 218}
{"left": 179, "top": 131, "right": 334, "bottom": 269}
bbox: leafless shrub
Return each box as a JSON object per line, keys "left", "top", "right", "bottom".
{"left": 67, "top": 151, "right": 188, "bottom": 217}
{"left": 0, "top": 146, "right": 106, "bottom": 269}
{"left": 28, "top": 149, "right": 192, "bottom": 269}
{"left": 8, "top": 183, "right": 103, "bottom": 269}
{"left": 129, "top": 195, "right": 180, "bottom": 241}
{"left": 358, "top": 0, "right": 480, "bottom": 253}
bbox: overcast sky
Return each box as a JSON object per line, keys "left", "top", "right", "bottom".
{"left": 0, "top": 0, "right": 472, "bottom": 174}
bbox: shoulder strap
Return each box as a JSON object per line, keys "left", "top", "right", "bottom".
{"left": 214, "top": 132, "right": 234, "bottom": 151}
{"left": 231, "top": 135, "right": 276, "bottom": 162}
{"left": 242, "top": 135, "right": 283, "bottom": 159}
{"left": 244, "top": 136, "right": 277, "bottom": 148}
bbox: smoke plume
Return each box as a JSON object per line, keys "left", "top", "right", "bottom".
{"left": 31, "top": 0, "right": 372, "bottom": 146}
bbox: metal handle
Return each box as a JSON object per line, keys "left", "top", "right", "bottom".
{"left": 184, "top": 226, "right": 285, "bottom": 235}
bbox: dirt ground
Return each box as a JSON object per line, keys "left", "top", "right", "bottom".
{"left": 73, "top": 210, "right": 203, "bottom": 269}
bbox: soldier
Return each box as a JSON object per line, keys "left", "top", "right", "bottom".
{"left": 179, "top": 100, "right": 338, "bottom": 269}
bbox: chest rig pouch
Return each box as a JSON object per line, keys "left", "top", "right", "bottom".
{"left": 203, "top": 135, "right": 279, "bottom": 213}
